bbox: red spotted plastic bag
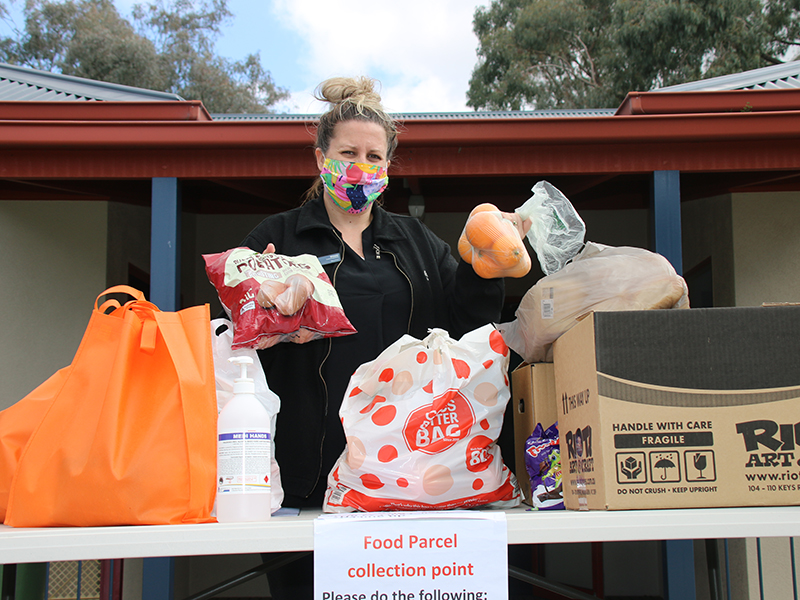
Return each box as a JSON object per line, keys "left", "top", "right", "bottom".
{"left": 323, "top": 325, "right": 521, "bottom": 512}
{"left": 203, "top": 248, "right": 356, "bottom": 349}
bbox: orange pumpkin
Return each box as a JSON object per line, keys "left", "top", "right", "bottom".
{"left": 458, "top": 203, "right": 531, "bottom": 279}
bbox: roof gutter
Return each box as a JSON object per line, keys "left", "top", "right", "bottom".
{"left": 0, "top": 110, "right": 798, "bottom": 149}
{"left": 617, "top": 88, "right": 800, "bottom": 115}
{"left": 0, "top": 100, "right": 213, "bottom": 121}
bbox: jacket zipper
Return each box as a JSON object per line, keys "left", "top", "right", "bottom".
{"left": 309, "top": 229, "right": 345, "bottom": 497}
{"left": 375, "top": 243, "right": 414, "bottom": 334}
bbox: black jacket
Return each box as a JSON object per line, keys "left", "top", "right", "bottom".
{"left": 240, "top": 197, "right": 504, "bottom": 502}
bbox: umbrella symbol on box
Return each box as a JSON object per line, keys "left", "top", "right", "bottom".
{"left": 654, "top": 457, "right": 676, "bottom": 480}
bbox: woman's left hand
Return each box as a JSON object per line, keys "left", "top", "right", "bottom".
{"left": 500, "top": 211, "right": 532, "bottom": 238}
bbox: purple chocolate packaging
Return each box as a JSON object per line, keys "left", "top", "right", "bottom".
{"left": 524, "top": 422, "right": 564, "bottom": 510}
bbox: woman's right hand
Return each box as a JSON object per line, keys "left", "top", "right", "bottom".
{"left": 256, "top": 274, "right": 314, "bottom": 315}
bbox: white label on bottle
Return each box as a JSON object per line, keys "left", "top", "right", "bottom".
{"left": 217, "top": 431, "right": 271, "bottom": 495}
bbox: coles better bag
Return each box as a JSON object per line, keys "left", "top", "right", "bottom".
{"left": 0, "top": 286, "right": 218, "bottom": 527}
{"left": 324, "top": 325, "right": 521, "bottom": 512}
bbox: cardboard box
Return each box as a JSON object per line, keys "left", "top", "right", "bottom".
{"left": 554, "top": 306, "right": 800, "bottom": 511}
{"left": 511, "top": 362, "right": 557, "bottom": 505}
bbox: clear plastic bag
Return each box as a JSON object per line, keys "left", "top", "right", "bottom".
{"left": 497, "top": 242, "right": 690, "bottom": 363}
{"left": 515, "top": 181, "right": 586, "bottom": 276}
{"left": 210, "top": 318, "right": 284, "bottom": 513}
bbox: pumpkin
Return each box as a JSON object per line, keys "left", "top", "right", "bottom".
{"left": 458, "top": 203, "right": 532, "bottom": 279}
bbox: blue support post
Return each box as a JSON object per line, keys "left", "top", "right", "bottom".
{"left": 150, "top": 177, "right": 181, "bottom": 311}
{"left": 142, "top": 558, "right": 175, "bottom": 600}
{"left": 663, "top": 540, "right": 696, "bottom": 600}
{"left": 144, "top": 177, "right": 180, "bottom": 600}
{"left": 651, "top": 170, "right": 693, "bottom": 599}
{"left": 650, "top": 170, "right": 683, "bottom": 275}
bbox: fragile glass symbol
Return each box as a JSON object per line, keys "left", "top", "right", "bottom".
{"left": 693, "top": 453, "right": 707, "bottom": 479}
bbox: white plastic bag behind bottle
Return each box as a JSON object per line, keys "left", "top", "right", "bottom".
{"left": 216, "top": 356, "right": 272, "bottom": 522}
{"left": 211, "top": 319, "right": 283, "bottom": 517}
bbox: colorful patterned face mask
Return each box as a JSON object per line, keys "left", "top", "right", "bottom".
{"left": 319, "top": 157, "right": 389, "bottom": 214}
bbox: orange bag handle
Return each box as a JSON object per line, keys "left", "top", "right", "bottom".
{"left": 94, "top": 286, "right": 162, "bottom": 353}
{"left": 130, "top": 304, "right": 161, "bottom": 354}
{"left": 94, "top": 286, "right": 146, "bottom": 313}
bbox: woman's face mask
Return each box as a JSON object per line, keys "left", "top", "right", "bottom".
{"left": 319, "top": 157, "right": 389, "bottom": 214}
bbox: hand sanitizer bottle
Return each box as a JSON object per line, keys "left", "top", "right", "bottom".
{"left": 216, "top": 356, "right": 272, "bottom": 522}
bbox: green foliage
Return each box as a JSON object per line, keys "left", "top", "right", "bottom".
{"left": 468, "top": 0, "right": 800, "bottom": 110}
{"left": 0, "top": 0, "right": 289, "bottom": 113}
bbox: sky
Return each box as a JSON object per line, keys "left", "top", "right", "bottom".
{"left": 1, "top": 0, "right": 493, "bottom": 114}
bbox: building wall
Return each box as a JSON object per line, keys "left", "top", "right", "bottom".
{"left": 732, "top": 191, "right": 800, "bottom": 307}
{"left": 106, "top": 202, "right": 150, "bottom": 296}
{"left": 681, "top": 194, "right": 736, "bottom": 307}
{"left": 0, "top": 200, "right": 107, "bottom": 410}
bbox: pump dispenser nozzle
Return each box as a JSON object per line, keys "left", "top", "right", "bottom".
{"left": 228, "top": 356, "right": 255, "bottom": 395}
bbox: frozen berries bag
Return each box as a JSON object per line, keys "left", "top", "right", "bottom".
{"left": 323, "top": 325, "right": 521, "bottom": 512}
{"left": 203, "top": 247, "right": 356, "bottom": 349}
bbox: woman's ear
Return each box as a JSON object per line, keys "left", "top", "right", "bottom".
{"left": 315, "top": 148, "right": 325, "bottom": 171}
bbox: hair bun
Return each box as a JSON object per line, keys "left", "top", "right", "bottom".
{"left": 315, "top": 76, "right": 382, "bottom": 110}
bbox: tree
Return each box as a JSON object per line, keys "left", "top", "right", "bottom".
{"left": 468, "top": 0, "right": 800, "bottom": 111}
{"left": 132, "top": 0, "right": 287, "bottom": 112}
{"left": 0, "top": 0, "right": 289, "bottom": 113}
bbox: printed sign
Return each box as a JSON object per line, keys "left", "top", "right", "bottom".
{"left": 314, "top": 511, "right": 508, "bottom": 600}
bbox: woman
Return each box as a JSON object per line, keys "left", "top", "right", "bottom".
{"left": 240, "top": 76, "right": 524, "bottom": 598}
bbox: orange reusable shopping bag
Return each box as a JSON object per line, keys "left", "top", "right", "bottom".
{"left": 2, "top": 286, "right": 218, "bottom": 527}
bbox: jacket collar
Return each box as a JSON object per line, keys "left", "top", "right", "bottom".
{"left": 296, "top": 196, "right": 407, "bottom": 243}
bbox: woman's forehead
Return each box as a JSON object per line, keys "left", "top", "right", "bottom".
{"left": 331, "top": 119, "right": 388, "bottom": 149}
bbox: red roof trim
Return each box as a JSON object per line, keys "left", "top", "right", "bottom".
{"left": 617, "top": 88, "right": 800, "bottom": 115}
{"left": 0, "top": 110, "right": 798, "bottom": 149}
{"left": 0, "top": 90, "right": 798, "bottom": 182}
{"left": 0, "top": 100, "right": 213, "bottom": 121}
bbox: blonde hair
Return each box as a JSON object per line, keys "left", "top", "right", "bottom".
{"left": 304, "top": 76, "right": 399, "bottom": 201}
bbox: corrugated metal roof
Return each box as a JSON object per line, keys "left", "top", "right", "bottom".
{"left": 656, "top": 60, "right": 800, "bottom": 92}
{"left": 210, "top": 108, "right": 617, "bottom": 121}
{"left": 0, "top": 63, "right": 183, "bottom": 102}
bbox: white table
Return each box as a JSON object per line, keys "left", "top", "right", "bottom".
{"left": 2, "top": 505, "right": 799, "bottom": 564}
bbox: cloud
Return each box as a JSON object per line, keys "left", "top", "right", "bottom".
{"left": 271, "top": 0, "right": 490, "bottom": 113}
